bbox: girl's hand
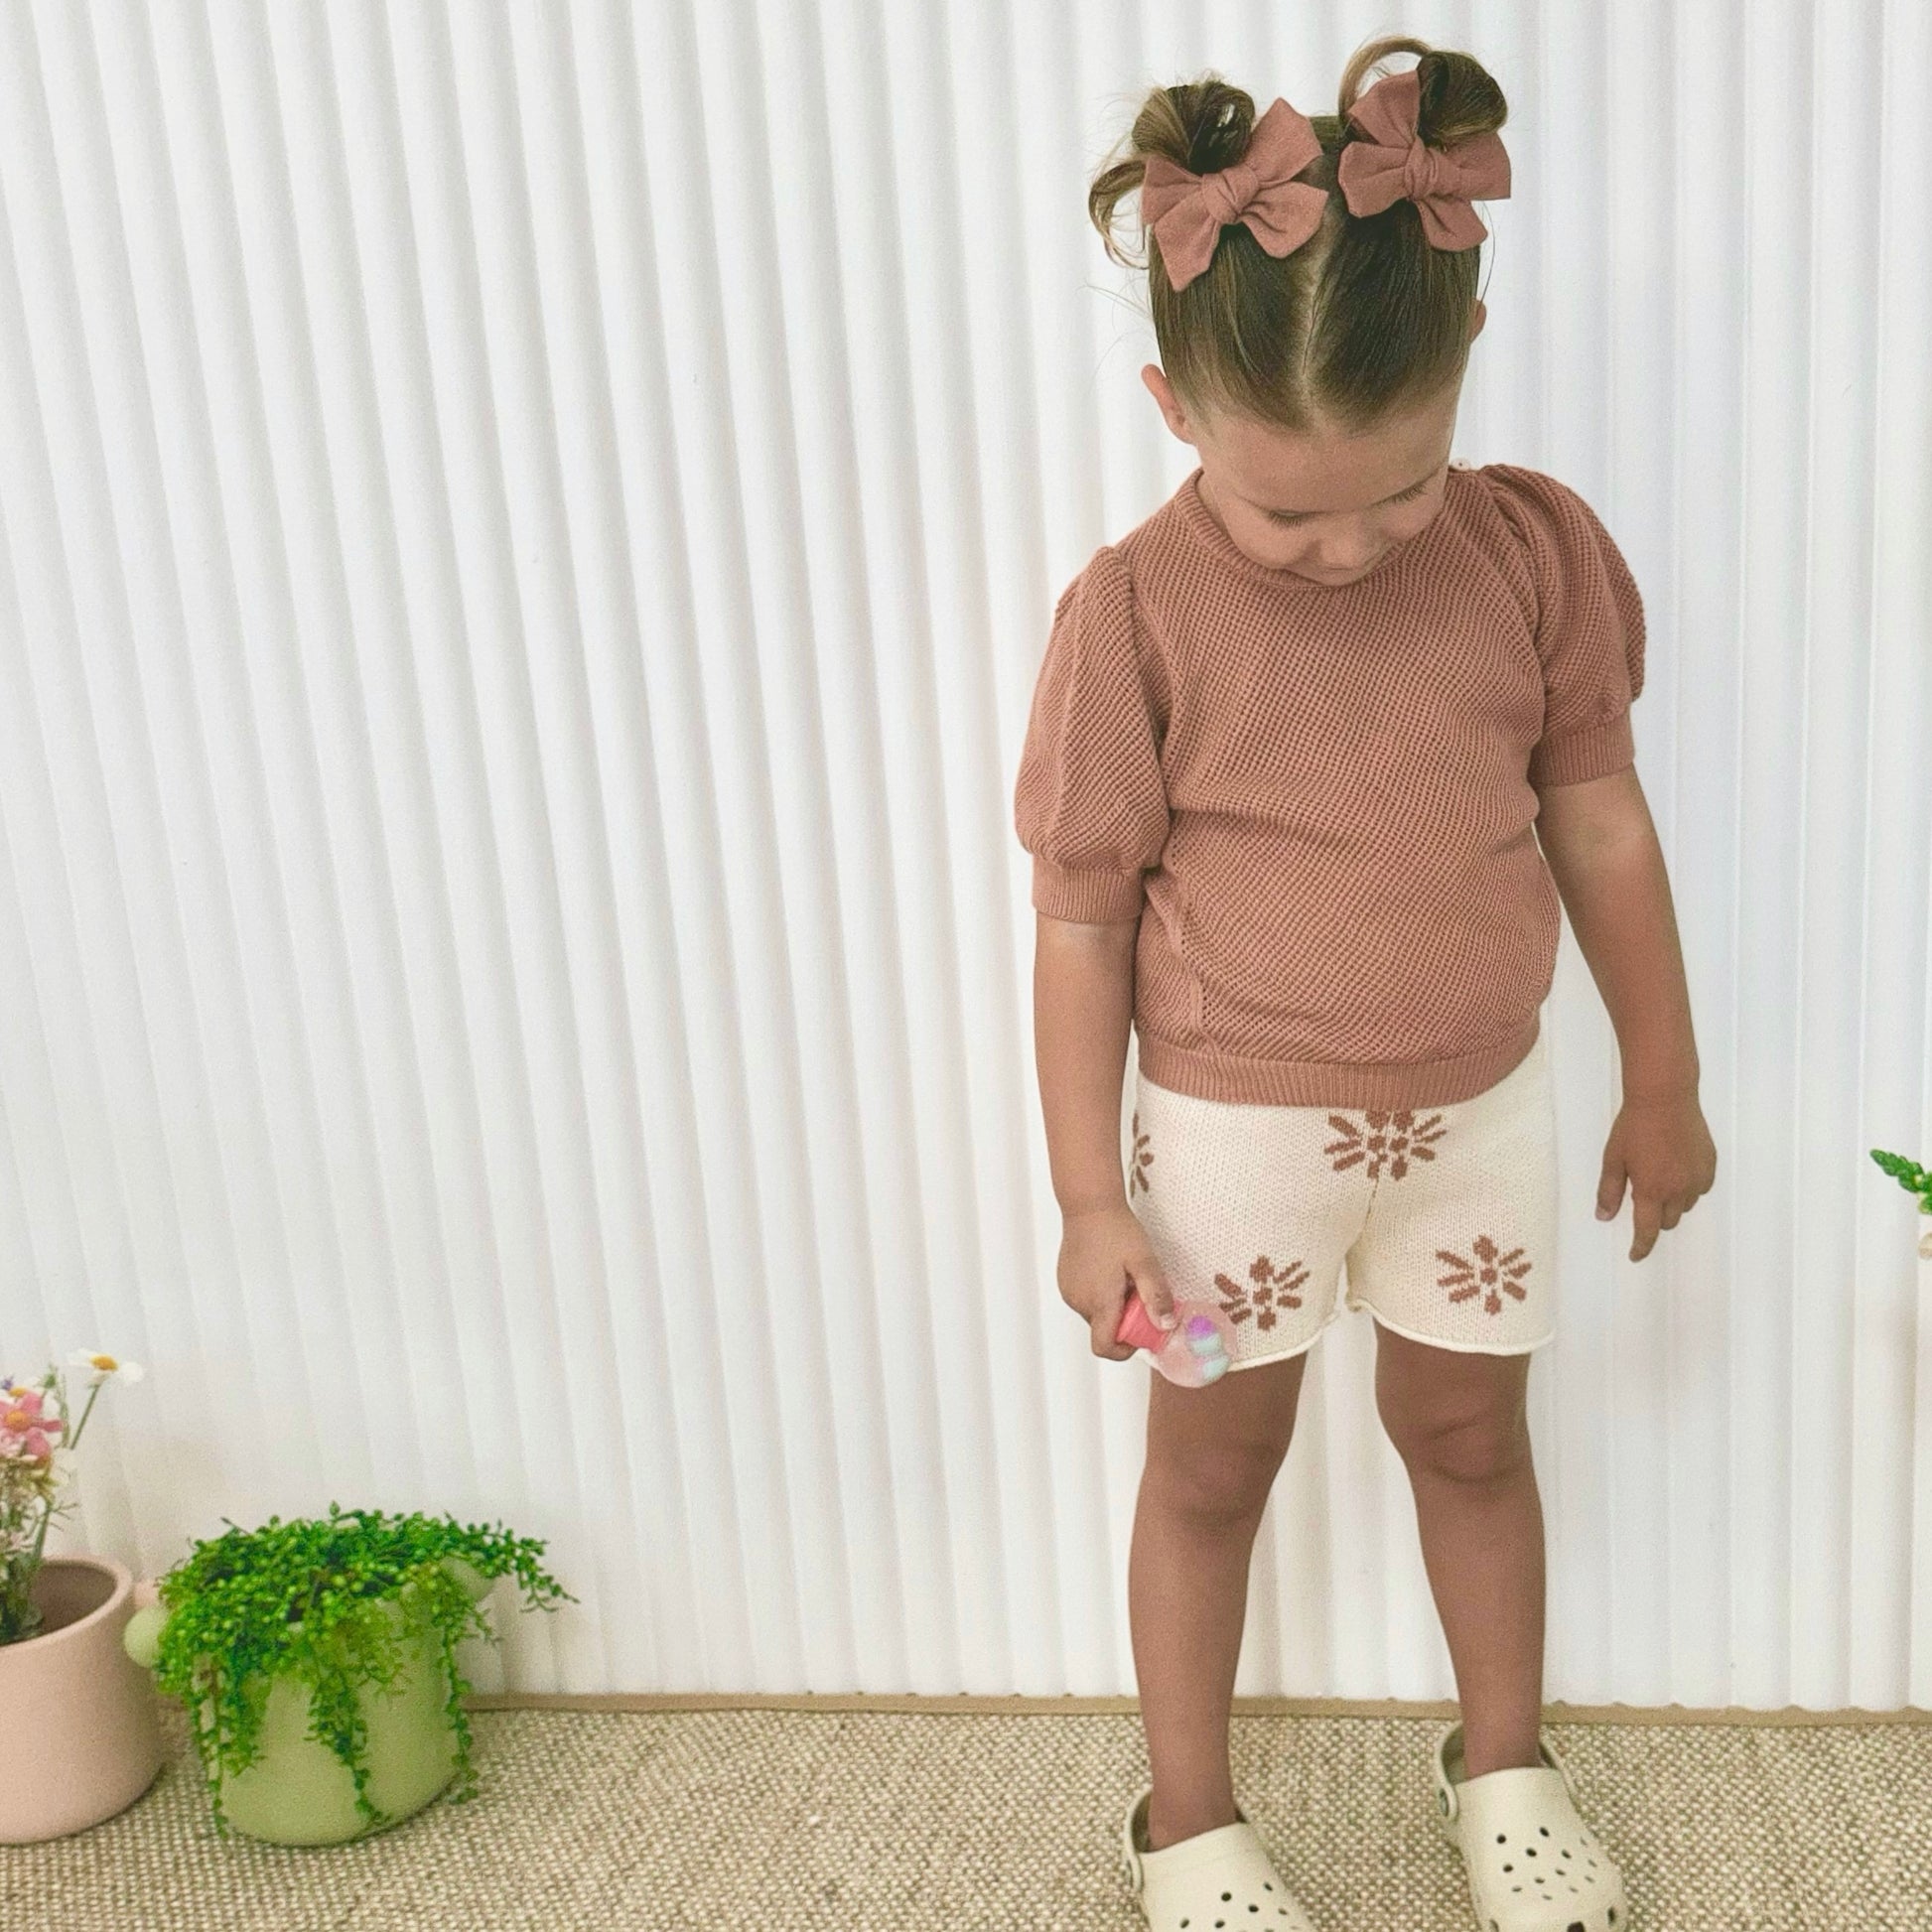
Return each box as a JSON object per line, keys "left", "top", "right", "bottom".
{"left": 1057, "top": 1201, "right": 1177, "bottom": 1360}
{"left": 1595, "top": 1086, "right": 1718, "bottom": 1261}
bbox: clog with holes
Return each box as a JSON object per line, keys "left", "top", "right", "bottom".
{"left": 1119, "top": 1784, "right": 1318, "bottom": 1932}
{"left": 1433, "top": 1724, "right": 1629, "bottom": 1932}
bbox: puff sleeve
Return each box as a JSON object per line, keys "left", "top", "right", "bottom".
{"left": 1012, "top": 542, "right": 1173, "bottom": 923}
{"left": 1486, "top": 466, "right": 1647, "bottom": 787}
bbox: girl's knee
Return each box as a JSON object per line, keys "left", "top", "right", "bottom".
{"left": 1377, "top": 1379, "right": 1531, "bottom": 1486}
{"left": 1143, "top": 1350, "right": 1304, "bottom": 1522}
{"left": 1145, "top": 1429, "right": 1287, "bottom": 1524}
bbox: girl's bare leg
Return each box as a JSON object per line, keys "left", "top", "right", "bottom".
{"left": 1373, "top": 1323, "right": 1544, "bottom": 1776}
{"left": 1129, "top": 1350, "right": 1307, "bottom": 1850}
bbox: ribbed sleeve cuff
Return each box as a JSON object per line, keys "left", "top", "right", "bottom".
{"left": 1528, "top": 710, "right": 1635, "bottom": 787}
{"left": 1030, "top": 855, "right": 1147, "bottom": 923}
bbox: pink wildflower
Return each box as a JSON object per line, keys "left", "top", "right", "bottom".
{"left": 0, "top": 1387, "right": 63, "bottom": 1462}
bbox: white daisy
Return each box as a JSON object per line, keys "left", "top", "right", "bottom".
{"left": 66, "top": 1349, "right": 146, "bottom": 1386}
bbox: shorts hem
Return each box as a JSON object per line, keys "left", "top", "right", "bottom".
{"left": 1220, "top": 1305, "right": 1347, "bottom": 1372}
{"left": 1353, "top": 1303, "right": 1555, "bottom": 1356}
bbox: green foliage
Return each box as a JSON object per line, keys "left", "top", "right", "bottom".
{"left": 149, "top": 1502, "right": 573, "bottom": 1837}
{"left": 1870, "top": 1147, "right": 1932, "bottom": 1214}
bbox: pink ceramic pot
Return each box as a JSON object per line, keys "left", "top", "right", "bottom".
{"left": 0, "top": 1554, "right": 163, "bottom": 1842}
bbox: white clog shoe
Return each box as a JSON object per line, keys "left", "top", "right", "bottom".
{"left": 1432, "top": 1725, "right": 1629, "bottom": 1932}
{"left": 1120, "top": 1784, "right": 1319, "bottom": 1932}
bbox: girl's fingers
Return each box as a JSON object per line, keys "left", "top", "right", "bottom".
{"left": 1595, "top": 1151, "right": 1626, "bottom": 1220}
{"left": 1091, "top": 1299, "right": 1137, "bottom": 1360}
{"left": 1129, "top": 1255, "right": 1178, "bottom": 1328}
{"left": 1630, "top": 1191, "right": 1662, "bottom": 1259}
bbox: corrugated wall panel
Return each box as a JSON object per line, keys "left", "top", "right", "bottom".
{"left": 3, "top": 0, "right": 1929, "bottom": 1707}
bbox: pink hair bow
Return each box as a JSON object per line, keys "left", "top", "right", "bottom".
{"left": 1335, "top": 68, "right": 1509, "bottom": 250}
{"left": 1141, "top": 97, "right": 1327, "bottom": 291}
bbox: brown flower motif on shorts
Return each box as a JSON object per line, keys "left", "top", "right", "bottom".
{"left": 1213, "top": 1253, "right": 1309, "bottom": 1331}
{"left": 1127, "top": 1112, "right": 1154, "bottom": 1196}
{"left": 1437, "top": 1233, "right": 1531, "bottom": 1315}
{"left": 1324, "top": 1108, "right": 1446, "bottom": 1180}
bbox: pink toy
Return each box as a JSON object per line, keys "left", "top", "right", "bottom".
{"left": 1114, "top": 1290, "right": 1235, "bottom": 1387}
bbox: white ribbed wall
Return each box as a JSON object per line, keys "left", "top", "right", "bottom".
{"left": 2, "top": 0, "right": 1929, "bottom": 1709}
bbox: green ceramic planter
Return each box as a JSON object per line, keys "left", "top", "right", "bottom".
{"left": 124, "top": 1568, "right": 490, "bottom": 1846}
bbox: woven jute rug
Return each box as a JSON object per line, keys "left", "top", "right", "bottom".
{"left": 7, "top": 1701, "right": 1932, "bottom": 1929}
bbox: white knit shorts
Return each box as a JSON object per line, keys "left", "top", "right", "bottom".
{"left": 1127, "top": 1028, "right": 1559, "bottom": 1366}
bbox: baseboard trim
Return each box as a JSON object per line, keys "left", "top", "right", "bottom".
{"left": 464, "top": 1691, "right": 1932, "bottom": 1726}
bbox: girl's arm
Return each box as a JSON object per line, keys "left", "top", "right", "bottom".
{"left": 1534, "top": 768, "right": 1697, "bottom": 1094}
{"left": 1533, "top": 766, "right": 1718, "bottom": 1258}
{"left": 1034, "top": 912, "right": 1140, "bottom": 1213}
{"left": 1033, "top": 911, "right": 1177, "bottom": 1355}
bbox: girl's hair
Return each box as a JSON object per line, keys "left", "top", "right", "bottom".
{"left": 1089, "top": 36, "right": 1506, "bottom": 434}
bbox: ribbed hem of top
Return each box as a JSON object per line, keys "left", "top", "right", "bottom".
{"left": 1030, "top": 856, "right": 1146, "bottom": 923}
{"left": 1136, "top": 1015, "right": 1540, "bottom": 1109}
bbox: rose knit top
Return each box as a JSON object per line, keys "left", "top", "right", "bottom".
{"left": 1012, "top": 461, "right": 1646, "bottom": 1111}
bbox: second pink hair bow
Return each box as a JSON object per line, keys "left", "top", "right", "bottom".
{"left": 1141, "top": 97, "right": 1327, "bottom": 291}
{"left": 1335, "top": 68, "right": 1510, "bottom": 249}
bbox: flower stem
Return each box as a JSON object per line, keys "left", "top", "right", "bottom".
{"left": 24, "top": 1371, "right": 97, "bottom": 1572}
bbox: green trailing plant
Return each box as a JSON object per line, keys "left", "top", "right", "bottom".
{"left": 1871, "top": 1148, "right": 1932, "bottom": 1259}
{"left": 147, "top": 1502, "right": 574, "bottom": 1836}
{"left": 1870, "top": 1147, "right": 1932, "bottom": 1212}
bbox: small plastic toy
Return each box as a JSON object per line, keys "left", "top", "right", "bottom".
{"left": 1114, "top": 1290, "right": 1236, "bottom": 1386}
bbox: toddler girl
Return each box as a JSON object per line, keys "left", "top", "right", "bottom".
{"left": 1013, "top": 36, "right": 1718, "bottom": 1932}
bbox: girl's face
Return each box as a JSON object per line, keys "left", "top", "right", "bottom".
{"left": 1142, "top": 306, "right": 1482, "bottom": 586}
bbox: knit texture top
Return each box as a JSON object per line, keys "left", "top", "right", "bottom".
{"left": 1012, "top": 461, "right": 1646, "bottom": 1109}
